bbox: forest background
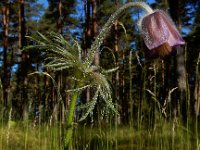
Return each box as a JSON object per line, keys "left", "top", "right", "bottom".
{"left": 0, "top": 0, "right": 200, "bottom": 149}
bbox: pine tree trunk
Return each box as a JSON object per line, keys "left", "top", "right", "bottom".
{"left": 42, "top": 68, "right": 48, "bottom": 121}
{"left": 176, "top": 46, "right": 187, "bottom": 121}
{"left": 194, "top": 54, "right": 200, "bottom": 115}
{"left": 168, "top": 0, "right": 187, "bottom": 121}
{"left": 114, "top": 1, "right": 120, "bottom": 124}
{"left": 83, "top": 0, "right": 91, "bottom": 56}
{"left": 176, "top": 0, "right": 187, "bottom": 122}
{"left": 195, "top": 76, "right": 200, "bottom": 115}
{"left": 92, "top": 0, "right": 98, "bottom": 65}
{"left": 18, "top": 0, "right": 28, "bottom": 121}
{"left": 58, "top": 0, "right": 63, "bottom": 34}
{"left": 2, "top": 1, "right": 10, "bottom": 108}
{"left": 52, "top": 0, "right": 63, "bottom": 124}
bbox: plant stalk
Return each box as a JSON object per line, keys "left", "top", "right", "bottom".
{"left": 64, "top": 91, "right": 79, "bottom": 149}
{"left": 86, "top": 2, "right": 153, "bottom": 65}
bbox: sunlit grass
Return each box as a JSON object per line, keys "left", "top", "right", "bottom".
{"left": 0, "top": 119, "right": 199, "bottom": 150}
{"left": 73, "top": 121, "right": 197, "bottom": 150}
{"left": 0, "top": 122, "right": 61, "bottom": 150}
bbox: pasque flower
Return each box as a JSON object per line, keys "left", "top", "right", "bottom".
{"left": 140, "top": 10, "right": 185, "bottom": 58}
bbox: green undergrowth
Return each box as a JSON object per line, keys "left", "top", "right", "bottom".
{"left": 73, "top": 121, "right": 199, "bottom": 150}
{"left": 0, "top": 122, "right": 62, "bottom": 150}
{"left": 0, "top": 119, "right": 199, "bottom": 150}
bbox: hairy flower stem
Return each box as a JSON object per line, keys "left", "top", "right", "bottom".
{"left": 64, "top": 91, "right": 79, "bottom": 149}
{"left": 86, "top": 2, "right": 153, "bottom": 65}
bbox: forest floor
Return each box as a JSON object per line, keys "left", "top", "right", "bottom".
{"left": 0, "top": 120, "right": 199, "bottom": 150}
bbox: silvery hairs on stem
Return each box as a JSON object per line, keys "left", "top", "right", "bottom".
{"left": 85, "top": 2, "right": 153, "bottom": 65}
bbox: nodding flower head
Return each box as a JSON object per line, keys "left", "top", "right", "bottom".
{"left": 140, "top": 10, "right": 185, "bottom": 59}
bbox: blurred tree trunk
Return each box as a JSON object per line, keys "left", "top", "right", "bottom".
{"left": 168, "top": 0, "right": 187, "bottom": 121}
{"left": 2, "top": 1, "right": 11, "bottom": 108}
{"left": 83, "top": 0, "right": 91, "bottom": 57}
{"left": 176, "top": 3, "right": 187, "bottom": 122}
{"left": 58, "top": 0, "right": 63, "bottom": 34}
{"left": 195, "top": 53, "right": 200, "bottom": 115}
{"left": 195, "top": 76, "right": 200, "bottom": 115}
{"left": 121, "top": 22, "right": 127, "bottom": 123}
{"left": 176, "top": 46, "right": 187, "bottom": 121}
{"left": 53, "top": 0, "right": 63, "bottom": 124}
{"left": 92, "top": 0, "right": 98, "bottom": 65}
{"left": 42, "top": 68, "right": 49, "bottom": 121}
{"left": 18, "top": 0, "right": 29, "bottom": 121}
{"left": 114, "top": 0, "right": 120, "bottom": 124}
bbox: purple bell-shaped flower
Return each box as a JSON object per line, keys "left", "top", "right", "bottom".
{"left": 141, "top": 10, "right": 185, "bottom": 58}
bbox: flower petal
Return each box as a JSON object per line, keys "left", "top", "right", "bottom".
{"left": 159, "top": 10, "right": 185, "bottom": 47}
{"left": 141, "top": 10, "right": 185, "bottom": 50}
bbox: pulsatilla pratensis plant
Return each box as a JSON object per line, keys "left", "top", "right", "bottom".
{"left": 26, "top": 2, "right": 185, "bottom": 149}
{"left": 26, "top": 32, "right": 117, "bottom": 149}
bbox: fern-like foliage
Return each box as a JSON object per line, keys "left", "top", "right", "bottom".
{"left": 25, "top": 31, "right": 117, "bottom": 121}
